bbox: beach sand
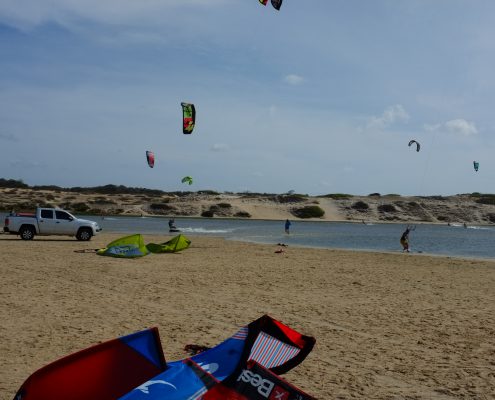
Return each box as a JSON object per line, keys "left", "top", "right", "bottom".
{"left": 1, "top": 233, "right": 494, "bottom": 399}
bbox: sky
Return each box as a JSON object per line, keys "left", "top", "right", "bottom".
{"left": 1, "top": 0, "right": 494, "bottom": 196}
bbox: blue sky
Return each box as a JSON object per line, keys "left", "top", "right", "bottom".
{"left": 1, "top": 0, "right": 494, "bottom": 195}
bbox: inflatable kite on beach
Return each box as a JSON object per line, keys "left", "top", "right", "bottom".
{"left": 408, "top": 140, "right": 420, "bottom": 152}
{"left": 145, "top": 151, "right": 155, "bottom": 168}
{"left": 473, "top": 161, "right": 479, "bottom": 172}
{"left": 12, "top": 328, "right": 166, "bottom": 400}
{"left": 181, "top": 102, "right": 196, "bottom": 134}
{"left": 96, "top": 234, "right": 150, "bottom": 258}
{"left": 14, "top": 315, "right": 316, "bottom": 400}
{"left": 146, "top": 234, "right": 191, "bottom": 253}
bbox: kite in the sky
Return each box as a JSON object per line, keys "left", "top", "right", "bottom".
{"left": 408, "top": 140, "right": 420, "bottom": 152}
{"left": 181, "top": 176, "right": 193, "bottom": 185}
{"left": 259, "top": 0, "right": 283, "bottom": 10}
{"left": 473, "top": 161, "right": 479, "bottom": 172}
{"left": 181, "top": 102, "right": 196, "bottom": 134}
{"left": 146, "top": 151, "right": 155, "bottom": 168}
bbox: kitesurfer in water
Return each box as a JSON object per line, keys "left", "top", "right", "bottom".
{"left": 285, "top": 219, "right": 291, "bottom": 234}
{"left": 169, "top": 218, "right": 177, "bottom": 230}
{"left": 400, "top": 225, "right": 415, "bottom": 252}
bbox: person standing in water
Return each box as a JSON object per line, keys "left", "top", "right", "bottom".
{"left": 285, "top": 219, "right": 291, "bottom": 234}
{"left": 400, "top": 225, "right": 415, "bottom": 252}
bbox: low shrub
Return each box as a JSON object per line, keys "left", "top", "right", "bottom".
{"left": 276, "top": 194, "right": 307, "bottom": 203}
{"left": 378, "top": 204, "right": 397, "bottom": 213}
{"left": 201, "top": 210, "right": 214, "bottom": 217}
{"left": 149, "top": 203, "right": 175, "bottom": 211}
{"left": 485, "top": 213, "right": 495, "bottom": 223}
{"left": 476, "top": 196, "right": 495, "bottom": 205}
{"left": 235, "top": 211, "right": 251, "bottom": 218}
{"left": 291, "top": 205, "right": 325, "bottom": 218}
{"left": 319, "top": 193, "right": 353, "bottom": 199}
{"left": 71, "top": 202, "right": 90, "bottom": 212}
{"left": 368, "top": 193, "right": 381, "bottom": 197}
{"left": 351, "top": 201, "right": 369, "bottom": 210}
{"left": 217, "top": 202, "right": 232, "bottom": 209}
{"left": 90, "top": 199, "right": 117, "bottom": 205}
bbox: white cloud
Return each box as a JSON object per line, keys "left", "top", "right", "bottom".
{"left": 367, "top": 104, "right": 410, "bottom": 129}
{"left": 210, "top": 143, "right": 230, "bottom": 152}
{"left": 445, "top": 119, "right": 478, "bottom": 136}
{"left": 284, "top": 74, "right": 304, "bottom": 85}
{"left": 424, "top": 118, "right": 478, "bottom": 136}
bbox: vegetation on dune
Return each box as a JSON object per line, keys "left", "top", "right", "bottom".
{"left": 0, "top": 178, "right": 29, "bottom": 189}
{"left": 475, "top": 195, "right": 495, "bottom": 205}
{"left": 377, "top": 204, "right": 397, "bottom": 213}
{"left": 319, "top": 193, "right": 353, "bottom": 199}
{"left": 1, "top": 178, "right": 495, "bottom": 223}
{"left": 234, "top": 211, "right": 251, "bottom": 218}
{"left": 351, "top": 201, "right": 369, "bottom": 211}
{"left": 291, "top": 205, "right": 325, "bottom": 218}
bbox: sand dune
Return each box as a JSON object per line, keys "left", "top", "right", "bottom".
{"left": 2, "top": 188, "right": 495, "bottom": 225}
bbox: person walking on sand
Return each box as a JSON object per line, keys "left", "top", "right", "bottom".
{"left": 285, "top": 219, "right": 291, "bottom": 234}
{"left": 400, "top": 225, "right": 415, "bottom": 252}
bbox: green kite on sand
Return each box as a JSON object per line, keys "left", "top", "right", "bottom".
{"left": 96, "top": 233, "right": 191, "bottom": 258}
{"left": 97, "top": 234, "right": 150, "bottom": 258}
{"left": 146, "top": 234, "right": 191, "bottom": 253}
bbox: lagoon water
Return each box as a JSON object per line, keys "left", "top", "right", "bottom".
{"left": 88, "top": 216, "right": 495, "bottom": 259}
{"left": 3, "top": 213, "right": 494, "bottom": 259}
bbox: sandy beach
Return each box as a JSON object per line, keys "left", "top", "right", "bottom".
{"left": 1, "top": 233, "right": 494, "bottom": 399}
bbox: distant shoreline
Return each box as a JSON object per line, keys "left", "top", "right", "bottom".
{"left": 1, "top": 185, "right": 495, "bottom": 225}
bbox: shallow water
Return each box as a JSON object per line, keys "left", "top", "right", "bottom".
{"left": 114, "top": 217, "right": 495, "bottom": 259}
{"left": 4, "top": 213, "right": 491, "bottom": 259}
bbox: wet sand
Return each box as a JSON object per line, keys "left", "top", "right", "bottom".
{"left": 1, "top": 233, "right": 494, "bottom": 399}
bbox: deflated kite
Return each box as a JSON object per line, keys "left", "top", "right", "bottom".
{"left": 181, "top": 102, "right": 196, "bottom": 134}
{"left": 146, "top": 234, "right": 191, "bottom": 253}
{"left": 14, "top": 315, "right": 317, "bottom": 400}
{"left": 408, "top": 140, "right": 420, "bottom": 152}
{"left": 97, "top": 234, "right": 150, "bottom": 258}
{"left": 145, "top": 151, "right": 155, "bottom": 168}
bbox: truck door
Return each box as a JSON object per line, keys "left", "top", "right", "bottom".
{"left": 55, "top": 210, "right": 76, "bottom": 235}
{"left": 38, "top": 209, "right": 56, "bottom": 234}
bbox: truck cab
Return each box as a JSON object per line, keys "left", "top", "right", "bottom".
{"left": 4, "top": 208, "right": 101, "bottom": 240}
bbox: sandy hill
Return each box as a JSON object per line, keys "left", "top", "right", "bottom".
{"left": 2, "top": 186, "right": 495, "bottom": 225}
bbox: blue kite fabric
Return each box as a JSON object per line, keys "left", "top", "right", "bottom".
{"left": 120, "top": 315, "right": 316, "bottom": 399}
{"left": 204, "top": 360, "right": 317, "bottom": 399}
{"left": 13, "top": 316, "right": 316, "bottom": 400}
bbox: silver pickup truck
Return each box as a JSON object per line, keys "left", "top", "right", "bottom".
{"left": 3, "top": 208, "right": 102, "bottom": 240}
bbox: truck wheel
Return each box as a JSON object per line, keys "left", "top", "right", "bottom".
{"left": 20, "top": 226, "right": 35, "bottom": 240}
{"left": 76, "top": 228, "right": 92, "bottom": 241}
